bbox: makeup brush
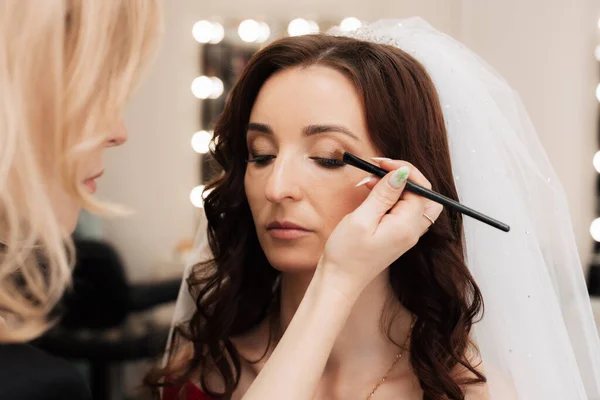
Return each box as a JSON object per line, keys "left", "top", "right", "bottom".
{"left": 341, "top": 151, "right": 510, "bottom": 232}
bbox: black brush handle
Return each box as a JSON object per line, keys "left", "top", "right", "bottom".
{"left": 342, "top": 152, "right": 510, "bottom": 232}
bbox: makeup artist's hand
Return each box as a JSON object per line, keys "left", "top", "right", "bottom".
{"left": 317, "top": 159, "right": 443, "bottom": 297}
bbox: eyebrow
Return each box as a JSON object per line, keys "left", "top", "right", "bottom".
{"left": 246, "top": 122, "right": 359, "bottom": 141}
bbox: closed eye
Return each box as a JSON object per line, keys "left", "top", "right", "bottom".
{"left": 246, "top": 154, "right": 275, "bottom": 167}
{"left": 245, "top": 156, "right": 346, "bottom": 169}
{"left": 309, "top": 157, "right": 345, "bottom": 169}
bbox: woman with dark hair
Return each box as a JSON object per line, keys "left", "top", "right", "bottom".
{"left": 146, "top": 18, "right": 600, "bottom": 400}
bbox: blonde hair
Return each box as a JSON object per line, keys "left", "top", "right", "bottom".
{"left": 0, "top": 1, "right": 162, "bottom": 342}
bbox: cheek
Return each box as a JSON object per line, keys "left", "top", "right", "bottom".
{"left": 312, "top": 175, "right": 369, "bottom": 233}
{"left": 244, "top": 172, "right": 262, "bottom": 212}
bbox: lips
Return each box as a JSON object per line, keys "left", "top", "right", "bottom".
{"left": 266, "top": 221, "right": 312, "bottom": 240}
{"left": 267, "top": 221, "right": 309, "bottom": 230}
{"left": 83, "top": 170, "right": 104, "bottom": 194}
{"left": 87, "top": 171, "right": 104, "bottom": 181}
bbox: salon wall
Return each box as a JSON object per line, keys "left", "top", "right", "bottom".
{"left": 459, "top": 0, "right": 599, "bottom": 269}
{"left": 96, "top": 0, "right": 201, "bottom": 281}
{"left": 98, "top": 0, "right": 599, "bottom": 281}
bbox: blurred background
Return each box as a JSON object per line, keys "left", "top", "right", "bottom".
{"left": 32, "top": 0, "right": 600, "bottom": 399}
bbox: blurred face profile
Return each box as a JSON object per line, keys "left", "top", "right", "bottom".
{"left": 54, "top": 122, "right": 128, "bottom": 232}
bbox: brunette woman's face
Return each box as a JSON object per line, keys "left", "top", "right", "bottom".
{"left": 244, "top": 66, "right": 381, "bottom": 272}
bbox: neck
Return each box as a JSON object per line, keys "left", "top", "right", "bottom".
{"left": 278, "top": 269, "right": 413, "bottom": 376}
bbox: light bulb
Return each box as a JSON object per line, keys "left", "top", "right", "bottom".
{"left": 191, "top": 130, "right": 213, "bottom": 154}
{"left": 288, "top": 18, "right": 310, "bottom": 36}
{"left": 340, "top": 17, "right": 361, "bottom": 32}
{"left": 257, "top": 22, "right": 271, "bottom": 43}
{"left": 191, "top": 76, "right": 213, "bottom": 99}
{"left": 596, "top": 83, "right": 600, "bottom": 103}
{"left": 594, "top": 151, "right": 600, "bottom": 173}
{"left": 209, "top": 22, "right": 225, "bottom": 44}
{"left": 287, "top": 19, "right": 319, "bottom": 36}
{"left": 209, "top": 77, "right": 224, "bottom": 99}
{"left": 190, "top": 185, "right": 205, "bottom": 208}
{"left": 591, "top": 218, "right": 600, "bottom": 242}
{"left": 238, "top": 19, "right": 260, "bottom": 43}
{"left": 192, "top": 20, "right": 213, "bottom": 43}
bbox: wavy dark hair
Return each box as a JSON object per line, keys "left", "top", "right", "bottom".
{"left": 145, "top": 34, "right": 485, "bottom": 400}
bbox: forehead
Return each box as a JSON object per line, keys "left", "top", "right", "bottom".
{"left": 249, "top": 65, "right": 369, "bottom": 141}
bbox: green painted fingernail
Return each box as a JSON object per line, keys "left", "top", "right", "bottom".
{"left": 390, "top": 166, "right": 410, "bottom": 188}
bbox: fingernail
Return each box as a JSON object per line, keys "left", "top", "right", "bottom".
{"left": 389, "top": 166, "right": 410, "bottom": 189}
{"left": 355, "top": 176, "right": 374, "bottom": 187}
{"left": 371, "top": 157, "right": 391, "bottom": 163}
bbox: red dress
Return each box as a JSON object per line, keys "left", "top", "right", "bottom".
{"left": 162, "top": 382, "right": 216, "bottom": 400}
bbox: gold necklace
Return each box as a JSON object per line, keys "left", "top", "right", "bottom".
{"left": 365, "top": 321, "right": 413, "bottom": 400}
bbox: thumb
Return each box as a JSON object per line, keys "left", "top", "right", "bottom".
{"left": 354, "top": 166, "right": 410, "bottom": 222}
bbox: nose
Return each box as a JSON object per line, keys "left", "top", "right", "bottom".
{"left": 264, "top": 156, "right": 303, "bottom": 203}
{"left": 106, "top": 122, "right": 128, "bottom": 147}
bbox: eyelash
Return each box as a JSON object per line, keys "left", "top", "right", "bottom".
{"left": 245, "top": 155, "right": 275, "bottom": 166}
{"left": 311, "top": 157, "right": 345, "bottom": 168}
{"left": 245, "top": 154, "right": 345, "bottom": 169}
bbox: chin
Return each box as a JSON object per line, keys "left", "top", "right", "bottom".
{"left": 257, "top": 231, "right": 327, "bottom": 273}
{"left": 263, "top": 249, "right": 320, "bottom": 273}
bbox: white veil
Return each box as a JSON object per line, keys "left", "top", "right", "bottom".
{"left": 170, "top": 18, "right": 600, "bottom": 399}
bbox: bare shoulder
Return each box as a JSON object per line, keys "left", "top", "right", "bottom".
{"left": 463, "top": 367, "right": 517, "bottom": 400}
{"left": 186, "top": 317, "right": 273, "bottom": 399}
{"left": 454, "top": 346, "right": 517, "bottom": 400}
{"left": 451, "top": 348, "right": 489, "bottom": 400}
{"left": 462, "top": 381, "right": 490, "bottom": 400}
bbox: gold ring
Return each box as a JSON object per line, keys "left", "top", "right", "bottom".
{"left": 422, "top": 212, "right": 435, "bottom": 226}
